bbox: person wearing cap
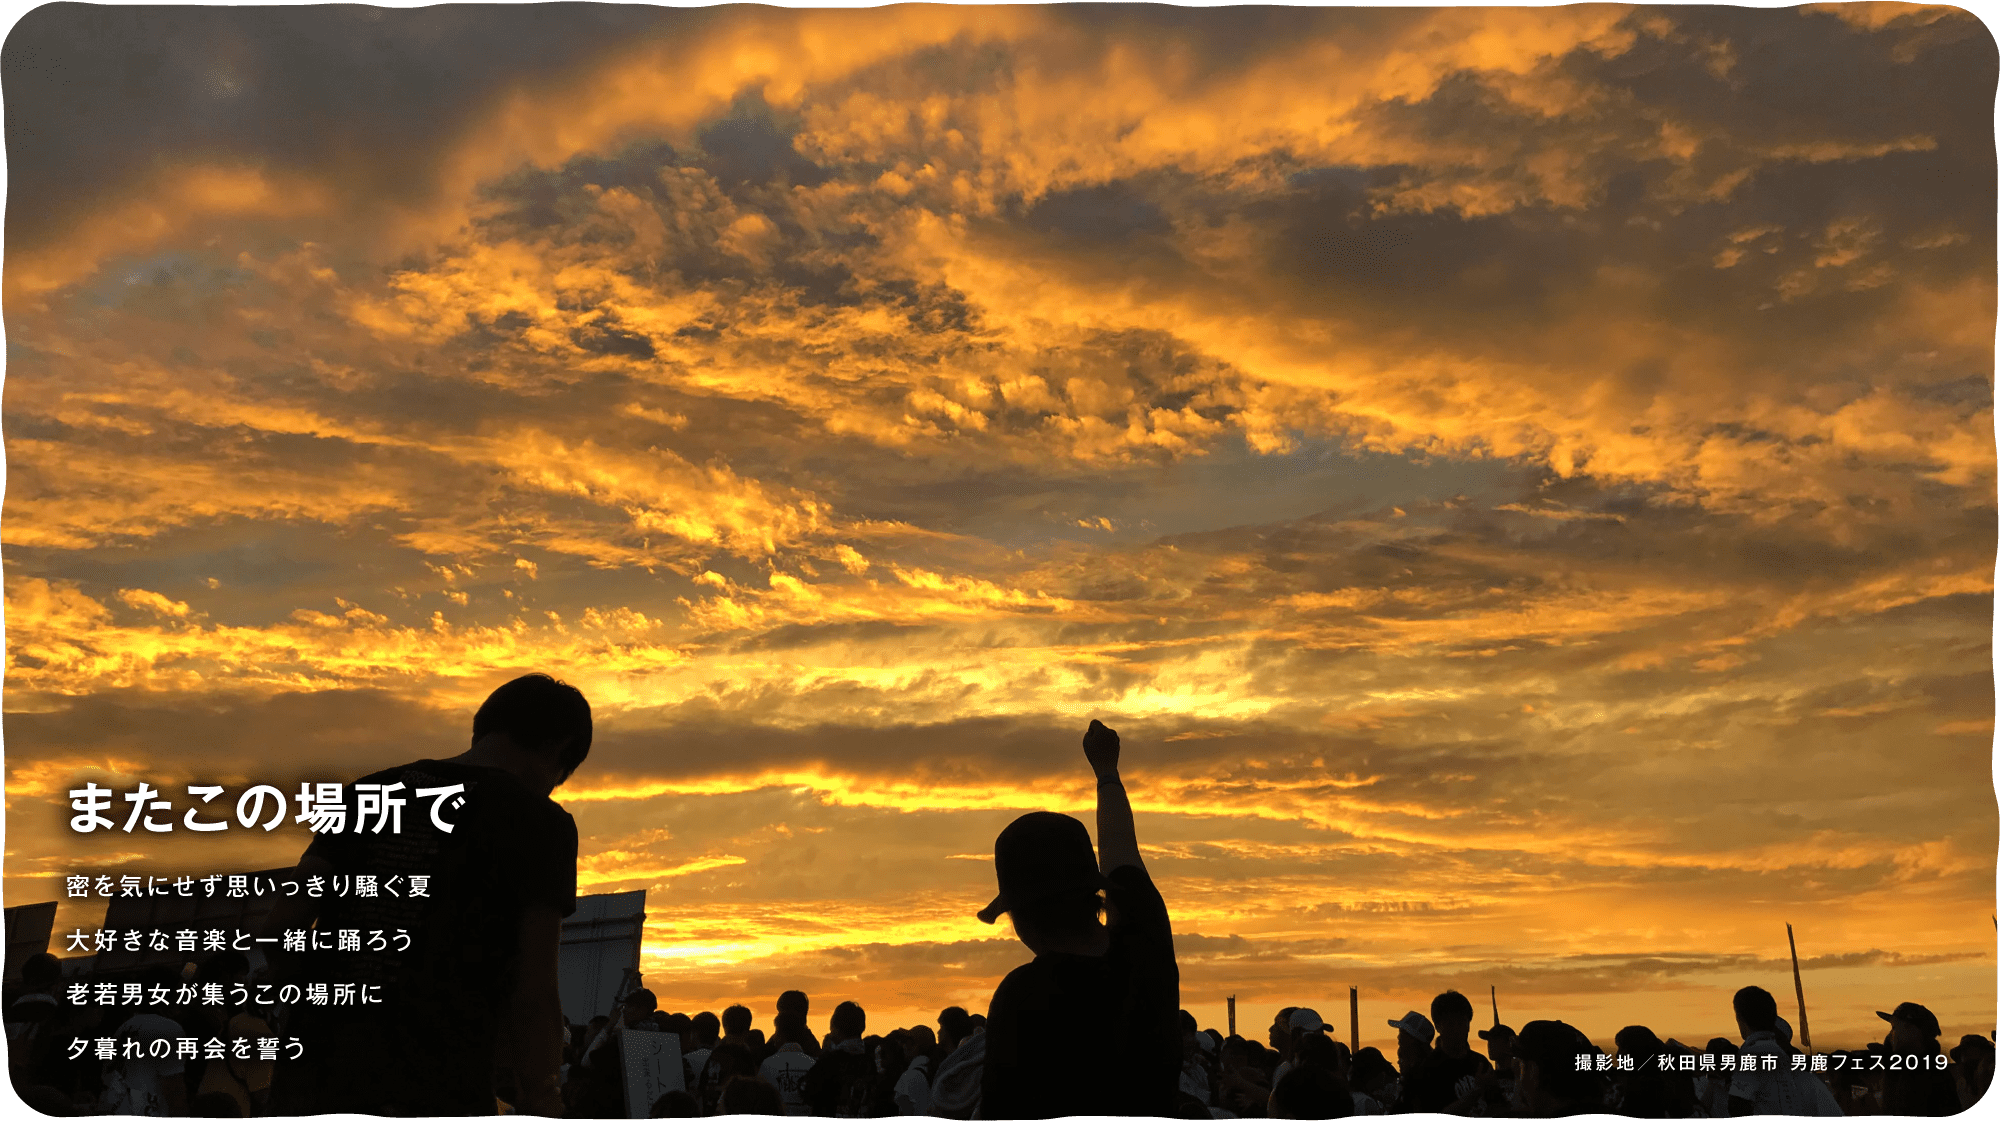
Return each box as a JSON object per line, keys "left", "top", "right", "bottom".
{"left": 1270, "top": 1008, "right": 1329, "bottom": 1095}
{"left": 1398, "top": 991, "right": 1492, "bottom": 1114}
{"left": 1384, "top": 1009, "right": 1433, "bottom": 1111}
{"left": 1473, "top": 1025, "right": 1517, "bottom": 1115}
{"left": 1948, "top": 1032, "right": 1993, "bottom": 1110}
{"left": 1878, "top": 1001, "right": 1959, "bottom": 1116}
{"left": 978, "top": 720, "right": 1180, "bottom": 1119}
{"left": 1270, "top": 1006, "right": 1302, "bottom": 1069}
{"left": 1511, "top": 1019, "right": 1607, "bottom": 1116}
{"left": 1725, "top": 986, "right": 1842, "bottom": 1115}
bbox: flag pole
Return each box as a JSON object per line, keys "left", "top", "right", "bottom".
{"left": 1350, "top": 986, "right": 1360, "bottom": 1052}
{"left": 1787, "top": 922, "right": 1812, "bottom": 1050}
{"left": 1491, "top": 985, "right": 1499, "bottom": 1028}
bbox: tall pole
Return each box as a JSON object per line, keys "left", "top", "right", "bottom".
{"left": 1227, "top": 995, "right": 1236, "bottom": 1039}
{"left": 1491, "top": 986, "right": 1499, "bottom": 1028}
{"left": 1787, "top": 923, "right": 1812, "bottom": 1050}
{"left": 1350, "top": 986, "right": 1360, "bottom": 1052}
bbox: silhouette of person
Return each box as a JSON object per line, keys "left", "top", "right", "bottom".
{"left": 1878, "top": 1002, "right": 1959, "bottom": 1116}
{"left": 261, "top": 672, "right": 591, "bottom": 1116}
{"left": 1269, "top": 1061, "right": 1356, "bottom": 1119}
{"left": 1401, "top": 991, "right": 1492, "bottom": 1113}
{"left": 1512, "top": 1020, "right": 1607, "bottom": 1117}
{"left": 978, "top": 720, "right": 1180, "bottom": 1118}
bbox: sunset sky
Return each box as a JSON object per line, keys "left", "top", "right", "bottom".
{"left": 3, "top": 2, "right": 1995, "bottom": 1054}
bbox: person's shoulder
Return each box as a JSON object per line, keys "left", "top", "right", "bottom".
{"left": 993, "top": 956, "right": 1049, "bottom": 994}
{"left": 345, "top": 759, "right": 433, "bottom": 786}
{"left": 1106, "top": 863, "right": 1169, "bottom": 920}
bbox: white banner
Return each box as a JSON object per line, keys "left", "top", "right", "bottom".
{"left": 620, "top": 1028, "right": 685, "bottom": 1118}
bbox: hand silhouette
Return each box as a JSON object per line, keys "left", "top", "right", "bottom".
{"left": 1084, "top": 719, "right": 1120, "bottom": 779}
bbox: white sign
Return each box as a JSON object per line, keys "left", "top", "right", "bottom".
{"left": 621, "top": 1028, "right": 684, "bottom": 1118}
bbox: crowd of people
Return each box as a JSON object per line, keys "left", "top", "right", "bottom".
{"left": 539, "top": 983, "right": 1994, "bottom": 1118}
{"left": 12, "top": 958, "right": 1990, "bottom": 1118}
{"left": 5, "top": 677, "right": 1992, "bottom": 1117}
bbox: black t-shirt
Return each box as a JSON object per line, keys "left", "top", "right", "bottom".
{"left": 803, "top": 1042, "right": 876, "bottom": 1117}
{"left": 1882, "top": 1059, "right": 1961, "bottom": 1117}
{"left": 982, "top": 863, "right": 1180, "bottom": 1118}
{"left": 1400, "top": 1045, "right": 1493, "bottom": 1113}
{"left": 269, "top": 759, "right": 577, "bottom": 1115}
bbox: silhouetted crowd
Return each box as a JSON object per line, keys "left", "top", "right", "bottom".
{"left": 539, "top": 984, "right": 1992, "bottom": 1119}
{"left": 6, "top": 688, "right": 1989, "bottom": 1120}
{"left": 8, "top": 956, "right": 1993, "bottom": 1117}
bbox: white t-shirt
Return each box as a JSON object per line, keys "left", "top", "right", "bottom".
{"left": 685, "top": 1046, "right": 713, "bottom": 1089}
{"left": 104, "top": 1013, "right": 187, "bottom": 1117}
{"left": 762, "top": 1043, "right": 817, "bottom": 1116}
{"left": 1180, "top": 1062, "right": 1211, "bottom": 1104}
{"left": 895, "top": 1054, "right": 933, "bottom": 1115}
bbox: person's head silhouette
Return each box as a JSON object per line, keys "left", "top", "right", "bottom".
{"left": 722, "top": 1004, "right": 752, "bottom": 1038}
{"left": 976, "top": 811, "right": 1112, "bottom": 954}
{"left": 470, "top": 673, "right": 593, "bottom": 792}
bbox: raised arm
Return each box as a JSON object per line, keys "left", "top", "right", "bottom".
{"left": 1085, "top": 720, "right": 1143, "bottom": 876}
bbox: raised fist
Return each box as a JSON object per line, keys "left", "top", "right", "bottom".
{"left": 1083, "top": 719, "right": 1120, "bottom": 778}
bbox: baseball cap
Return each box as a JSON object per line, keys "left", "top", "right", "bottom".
{"left": 976, "top": 811, "right": 1113, "bottom": 924}
{"left": 1387, "top": 1011, "right": 1435, "bottom": 1044}
{"left": 1478, "top": 1024, "right": 1516, "bottom": 1042}
{"left": 1291, "top": 1008, "right": 1327, "bottom": 1033}
{"left": 1876, "top": 1002, "right": 1941, "bottom": 1037}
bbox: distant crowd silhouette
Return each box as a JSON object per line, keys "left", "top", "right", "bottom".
{"left": 5, "top": 677, "right": 1991, "bottom": 1117}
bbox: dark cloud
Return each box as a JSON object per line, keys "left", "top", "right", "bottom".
{"left": 3, "top": 3, "right": 1990, "bottom": 1037}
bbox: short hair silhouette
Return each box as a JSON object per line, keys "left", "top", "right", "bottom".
{"left": 691, "top": 1010, "right": 720, "bottom": 1045}
{"left": 1430, "top": 990, "right": 1474, "bottom": 1025}
{"left": 722, "top": 1004, "right": 752, "bottom": 1034}
{"left": 1732, "top": 986, "right": 1778, "bottom": 1032}
{"left": 20, "top": 952, "right": 60, "bottom": 989}
{"left": 1296, "top": 1032, "right": 1337, "bottom": 1069}
{"left": 831, "top": 1000, "right": 866, "bottom": 1039}
{"left": 720, "top": 1075, "right": 786, "bottom": 1116}
{"left": 473, "top": 673, "right": 592, "bottom": 781}
{"left": 777, "top": 990, "right": 810, "bottom": 1016}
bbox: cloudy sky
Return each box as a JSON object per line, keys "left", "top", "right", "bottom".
{"left": 3, "top": 2, "right": 1994, "bottom": 1051}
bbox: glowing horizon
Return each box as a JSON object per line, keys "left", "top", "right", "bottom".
{"left": 4, "top": 2, "right": 1994, "bottom": 1056}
